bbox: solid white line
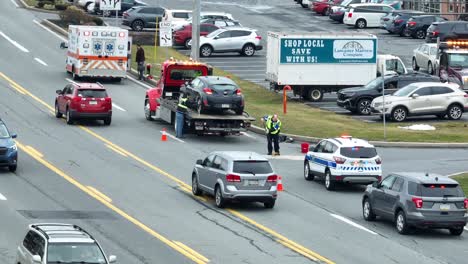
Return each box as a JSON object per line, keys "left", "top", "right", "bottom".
{"left": 240, "top": 132, "right": 256, "bottom": 139}
{"left": 464, "top": 227, "right": 468, "bottom": 231}
{"left": 447, "top": 171, "right": 468, "bottom": 177}
{"left": 160, "top": 130, "right": 185, "bottom": 143}
{"left": 127, "top": 75, "right": 154, "bottom": 90}
{"left": 112, "top": 103, "right": 126, "bottom": 112}
{"left": 33, "top": 19, "right": 67, "bottom": 41}
{"left": 330, "top": 214, "right": 378, "bottom": 235}
{"left": 34, "top": 58, "right": 48, "bottom": 66}
{"left": 10, "top": 0, "right": 19, "bottom": 7}
{"left": 0, "top": 193, "right": 6, "bottom": 201}
{"left": 0, "top": 31, "right": 29, "bottom": 53}
{"left": 65, "top": 78, "right": 80, "bottom": 84}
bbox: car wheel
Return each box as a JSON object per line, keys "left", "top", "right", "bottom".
{"left": 304, "top": 161, "right": 314, "bottom": 181}
{"left": 192, "top": 174, "right": 202, "bottom": 196}
{"left": 395, "top": 210, "right": 409, "bottom": 234}
{"left": 8, "top": 165, "right": 17, "bottom": 172}
{"left": 391, "top": 106, "right": 407, "bottom": 122}
{"left": 197, "top": 97, "right": 205, "bottom": 114}
{"left": 184, "top": 38, "right": 192, "bottom": 49}
{"left": 215, "top": 185, "right": 226, "bottom": 208}
{"left": 66, "top": 108, "right": 74, "bottom": 125}
{"left": 324, "top": 170, "right": 335, "bottom": 191}
{"left": 401, "top": 28, "right": 411, "bottom": 37}
{"left": 323, "top": 7, "right": 330, "bottom": 16}
{"left": 412, "top": 57, "right": 419, "bottom": 71}
{"left": 449, "top": 227, "right": 464, "bottom": 236}
{"left": 131, "top": 20, "right": 144, "bottom": 31}
{"left": 355, "top": 19, "right": 367, "bottom": 29}
{"left": 55, "top": 103, "right": 62, "bottom": 118}
{"left": 242, "top": 44, "right": 255, "bottom": 56}
{"left": 200, "top": 45, "right": 213, "bottom": 57}
{"left": 415, "top": 29, "right": 425, "bottom": 39}
{"left": 103, "top": 116, "right": 112, "bottom": 126}
{"left": 428, "top": 62, "right": 434, "bottom": 75}
{"left": 363, "top": 198, "right": 376, "bottom": 221}
{"left": 264, "top": 200, "right": 275, "bottom": 209}
{"left": 357, "top": 98, "right": 372, "bottom": 115}
{"left": 447, "top": 104, "right": 463, "bottom": 120}
{"left": 235, "top": 108, "right": 244, "bottom": 115}
{"left": 307, "top": 88, "right": 323, "bottom": 102}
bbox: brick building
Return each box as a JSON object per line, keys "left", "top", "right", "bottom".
{"left": 402, "top": 0, "right": 467, "bottom": 20}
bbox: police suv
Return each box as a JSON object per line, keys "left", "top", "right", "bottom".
{"left": 304, "top": 136, "right": 382, "bottom": 190}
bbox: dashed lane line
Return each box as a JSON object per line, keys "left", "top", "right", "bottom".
{"left": 0, "top": 31, "right": 29, "bottom": 53}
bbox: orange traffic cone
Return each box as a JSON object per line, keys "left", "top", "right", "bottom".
{"left": 277, "top": 175, "right": 283, "bottom": 192}
{"left": 161, "top": 128, "right": 168, "bottom": 141}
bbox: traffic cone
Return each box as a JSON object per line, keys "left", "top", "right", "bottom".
{"left": 277, "top": 176, "right": 283, "bottom": 192}
{"left": 161, "top": 128, "right": 168, "bottom": 141}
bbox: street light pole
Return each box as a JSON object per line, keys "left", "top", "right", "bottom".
{"left": 191, "top": 0, "right": 200, "bottom": 61}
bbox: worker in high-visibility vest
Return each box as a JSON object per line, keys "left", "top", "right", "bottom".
{"left": 176, "top": 93, "right": 188, "bottom": 138}
{"left": 264, "top": 114, "right": 282, "bottom": 155}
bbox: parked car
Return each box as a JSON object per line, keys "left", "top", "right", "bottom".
{"left": 371, "top": 82, "right": 468, "bottom": 122}
{"left": 181, "top": 76, "right": 244, "bottom": 114}
{"left": 380, "top": 10, "right": 419, "bottom": 30}
{"left": 426, "top": 21, "right": 468, "bottom": 43}
{"left": 344, "top": 3, "right": 394, "bottom": 29}
{"left": 122, "top": 6, "right": 166, "bottom": 31}
{"left": 300, "top": 0, "right": 312, "bottom": 8}
{"left": 173, "top": 23, "right": 219, "bottom": 48}
{"left": 412, "top": 43, "right": 438, "bottom": 74}
{"left": 313, "top": 0, "right": 342, "bottom": 16}
{"left": 16, "top": 223, "right": 116, "bottom": 264}
{"left": 184, "top": 12, "right": 234, "bottom": 25}
{"left": 386, "top": 11, "right": 424, "bottom": 36}
{"left": 406, "top": 15, "right": 447, "bottom": 39}
{"left": 192, "top": 27, "right": 263, "bottom": 57}
{"left": 362, "top": 172, "right": 468, "bottom": 235}
{"left": 200, "top": 18, "right": 242, "bottom": 28}
{"left": 192, "top": 151, "right": 278, "bottom": 208}
{"left": 329, "top": 0, "right": 363, "bottom": 23}
{"left": 163, "top": 9, "right": 192, "bottom": 29}
{"left": 75, "top": 0, "right": 95, "bottom": 11}
{"left": 337, "top": 73, "right": 440, "bottom": 115}
{"left": 94, "top": 0, "right": 147, "bottom": 16}
{"left": 55, "top": 83, "right": 112, "bottom": 125}
{"left": 0, "top": 119, "right": 17, "bottom": 172}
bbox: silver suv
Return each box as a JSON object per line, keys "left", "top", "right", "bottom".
{"left": 16, "top": 223, "right": 116, "bottom": 264}
{"left": 362, "top": 173, "right": 468, "bottom": 235}
{"left": 192, "top": 151, "right": 278, "bottom": 208}
{"left": 191, "top": 27, "right": 263, "bottom": 57}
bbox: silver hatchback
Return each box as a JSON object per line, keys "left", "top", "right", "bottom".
{"left": 192, "top": 151, "right": 278, "bottom": 208}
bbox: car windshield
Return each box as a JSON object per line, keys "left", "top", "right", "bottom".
{"left": 0, "top": 123, "right": 10, "bottom": 138}
{"left": 364, "top": 77, "right": 384, "bottom": 90}
{"left": 77, "top": 89, "right": 107, "bottom": 98}
{"left": 233, "top": 161, "right": 273, "bottom": 174}
{"left": 206, "top": 29, "right": 224, "bottom": 38}
{"left": 169, "top": 69, "right": 203, "bottom": 81}
{"left": 393, "top": 84, "right": 418, "bottom": 97}
{"left": 421, "top": 184, "right": 465, "bottom": 197}
{"left": 340, "top": 147, "right": 377, "bottom": 158}
{"left": 448, "top": 53, "right": 468, "bottom": 68}
{"left": 47, "top": 242, "right": 106, "bottom": 264}
{"left": 211, "top": 83, "right": 237, "bottom": 91}
{"left": 386, "top": 59, "right": 406, "bottom": 74}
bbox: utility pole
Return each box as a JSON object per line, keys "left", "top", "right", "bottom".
{"left": 191, "top": 0, "right": 201, "bottom": 61}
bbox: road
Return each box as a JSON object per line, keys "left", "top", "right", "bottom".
{"left": 1, "top": 1, "right": 468, "bottom": 264}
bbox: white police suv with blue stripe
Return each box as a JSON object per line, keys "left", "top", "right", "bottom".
{"left": 304, "top": 136, "right": 382, "bottom": 191}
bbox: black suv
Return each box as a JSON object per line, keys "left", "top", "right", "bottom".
{"left": 426, "top": 21, "right": 468, "bottom": 43}
{"left": 337, "top": 73, "right": 440, "bottom": 115}
{"left": 406, "top": 15, "right": 447, "bottom": 39}
{"left": 362, "top": 173, "right": 468, "bottom": 235}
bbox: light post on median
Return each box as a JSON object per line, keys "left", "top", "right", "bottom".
{"left": 191, "top": 0, "right": 201, "bottom": 61}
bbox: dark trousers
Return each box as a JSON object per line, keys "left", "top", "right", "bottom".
{"left": 176, "top": 111, "right": 184, "bottom": 138}
{"left": 267, "top": 133, "right": 280, "bottom": 154}
{"left": 137, "top": 62, "right": 145, "bottom": 80}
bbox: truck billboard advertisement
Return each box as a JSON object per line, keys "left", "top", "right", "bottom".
{"left": 280, "top": 38, "right": 377, "bottom": 64}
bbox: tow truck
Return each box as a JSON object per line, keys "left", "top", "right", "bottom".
{"left": 436, "top": 39, "right": 468, "bottom": 91}
{"left": 144, "top": 59, "right": 255, "bottom": 135}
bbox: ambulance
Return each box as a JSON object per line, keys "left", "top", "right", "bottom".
{"left": 63, "top": 26, "right": 129, "bottom": 80}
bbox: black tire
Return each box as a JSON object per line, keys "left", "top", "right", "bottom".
{"left": 235, "top": 108, "right": 244, "bottom": 115}
{"left": 304, "top": 161, "right": 314, "bottom": 181}
{"left": 72, "top": 71, "right": 79, "bottom": 81}
{"left": 8, "top": 165, "right": 17, "bottom": 172}
{"left": 55, "top": 102, "right": 62, "bottom": 118}
{"left": 449, "top": 227, "right": 464, "bottom": 236}
{"left": 215, "top": 185, "right": 226, "bottom": 208}
{"left": 103, "top": 116, "right": 112, "bottom": 126}
{"left": 391, "top": 106, "right": 407, "bottom": 122}
{"left": 242, "top": 44, "right": 256, "bottom": 56}
{"left": 363, "top": 198, "right": 376, "bottom": 221}
{"left": 114, "top": 77, "right": 122, "bottom": 83}
{"left": 415, "top": 29, "right": 426, "bottom": 39}
{"left": 301, "top": 3, "right": 307, "bottom": 8}
{"left": 447, "top": 104, "right": 463, "bottom": 120}
{"left": 264, "top": 200, "right": 276, "bottom": 209}
{"left": 144, "top": 99, "right": 154, "bottom": 121}
{"left": 428, "top": 62, "right": 434, "bottom": 75}
{"left": 131, "top": 20, "right": 144, "bottom": 31}
{"left": 357, "top": 98, "right": 372, "bottom": 115}
{"left": 400, "top": 28, "right": 411, "bottom": 37}
{"left": 395, "top": 210, "right": 410, "bottom": 234}
{"left": 66, "top": 108, "right": 74, "bottom": 125}
{"left": 323, "top": 7, "right": 330, "bottom": 16}
{"left": 324, "top": 170, "right": 335, "bottom": 191}
{"left": 184, "top": 38, "right": 192, "bottom": 49}
{"left": 355, "top": 19, "right": 367, "bottom": 29}
{"left": 200, "top": 45, "right": 213, "bottom": 57}
{"left": 412, "top": 57, "right": 419, "bottom": 71}
{"left": 307, "top": 88, "right": 324, "bottom": 102}
{"left": 192, "top": 174, "right": 202, "bottom": 196}
{"left": 269, "top": 82, "right": 278, "bottom": 91}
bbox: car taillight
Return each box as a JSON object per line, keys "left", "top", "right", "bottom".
{"left": 267, "top": 175, "right": 278, "bottom": 182}
{"left": 123, "top": 12, "right": 129, "bottom": 18}
{"left": 236, "top": 89, "right": 242, "bottom": 95}
{"left": 375, "top": 157, "right": 382, "bottom": 164}
{"left": 105, "top": 97, "right": 112, "bottom": 104}
{"left": 464, "top": 199, "right": 468, "bottom": 209}
{"left": 333, "top": 156, "right": 346, "bottom": 164}
{"left": 394, "top": 19, "right": 403, "bottom": 24}
{"left": 255, "top": 36, "right": 262, "bottom": 40}
{"left": 412, "top": 197, "right": 423, "bottom": 208}
{"left": 432, "top": 31, "right": 439, "bottom": 37}
{"left": 348, "top": 12, "right": 353, "bottom": 18}
{"left": 203, "top": 87, "right": 213, "bottom": 95}
{"left": 408, "top": 21, "right": 416, "bottom": 27}
{"left": 464, "top": 94, "right": 468, "bottom": 98}
{"left": 226, "top": 174, "right": 241, "bottom": 182}
{"left": 377, "top": 176, "right": 382, "bottom": 182}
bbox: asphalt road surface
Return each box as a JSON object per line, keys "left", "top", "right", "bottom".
{"left": 1, "top": 1, "right": 468, "bottom": 264}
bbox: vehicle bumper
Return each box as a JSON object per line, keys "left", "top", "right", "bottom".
{"left": 0, "top": 151, "right": 18, "bottom": 167}
{"left": 122, "top": 20, "right": 131, "bottom": 26}
{"left": 256, "top": 45, "right": 263, "bottom": 51}
{"left": 406, "top": 212, "right": 468, "bottom": 228}
{"left": 336, "top": 99, "right": 355, "bottom": 110}
{"left": 371, "top": 106, "right": 391, "bottom": 115}
{"left": 335, "top": 175, "right": 380, "bottom": 184}
{"left": 223, "top": 186, "right": 277, "bottom": 202}
{"left": 329, "top": 13, "right": 344, "bottom": 21}
{"left": 70, "top": 110, "right": 112, "bottom": 119}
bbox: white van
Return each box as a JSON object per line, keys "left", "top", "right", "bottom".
{"left": 344, "top": 3, "right": 394, "bottom": 28}
{"left": 163, "top": 9, "right": 192, "bottom": 29}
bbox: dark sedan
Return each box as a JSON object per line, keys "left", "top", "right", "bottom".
{"left": 182, "top": 76, "right": 244, "bottom": 115}
{"left": 406, "top": 15, "right": 447, "bottom": 39}
{"left": 94, "top": 0, "right": 147, "bottom": 16}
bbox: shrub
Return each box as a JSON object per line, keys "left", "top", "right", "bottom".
{"left": 93, "top": 17, "right": 104, "bottom": 26}
{"left": 59, "top": 5, "right": 93, "bottom": 25}
{"left": 55, "top": 3, "right": 70, "bottom": 11}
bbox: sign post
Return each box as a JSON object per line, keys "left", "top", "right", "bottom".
{"left": 159, "top": 21, "right": 172, "bottom": 61}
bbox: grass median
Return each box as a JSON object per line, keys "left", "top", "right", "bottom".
{"left": 452, "top": 173, "right": 468, "bottom": 195}
{"left": 132, "top": 45, "right": 468, "bottom": 143}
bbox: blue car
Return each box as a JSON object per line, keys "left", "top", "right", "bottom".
{"left": 0, "top": 119, "right": 18, "bottom": 172}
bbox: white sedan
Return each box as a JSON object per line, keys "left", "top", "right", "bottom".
{"left": 412, "top": 43, "right": 438, "bottom": 75}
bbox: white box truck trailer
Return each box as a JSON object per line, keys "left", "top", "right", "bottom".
{"left": 266, "top": 32, "right": 407, "bottom": 101}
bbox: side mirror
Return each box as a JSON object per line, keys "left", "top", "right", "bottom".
{"left": 411, "top": 93, "right": 419, "bottom": 99}
{"left": 11, "top": 133, "right": 17, "bottom": 139}
{"left": 108, "top": 255, "right": 117, "bottom": 263}
{"left": 196, "top": 159, "right": 203, "bottom": 165}
{"left": 32, "top": 255, "right": 42, "bottom": 263}
{"left": 60, "top": 41, "right": 68, "bottom": 49}
{"left": 56, "top": 89, "right": 63, "bottom": 95}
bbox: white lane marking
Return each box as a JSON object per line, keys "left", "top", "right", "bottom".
{"left": 240, "top": 132, "right": 256, "bottom": 139}
{"left": 330, "top": 214, "right": 378, "bottom": 235}
{"left": 266, "top": 155, "right": 304, "bottom": 161}
{"left": 0, "top": 31, "right": 29, "bottom": 53}
{"left": 160, "top": 130, "right": 185, "bottom": 143}
{"left": 65, "top": 78, "right": 77, "bottom": 83}
{"left": 10, "top": 0, "right": 19, "bottom": 7}
{"left": 112, "top": 103, "right": 126, "bottom": 112}
{"left": 0, "top": 193, "right": 7, "bottom": 201}
{"left": 464, "top": 227, "right": 468, "bottom": 231}
{"left": 34, "top": 58, "right": 48, "bottom": 66}
{"left": 447, "top": 171, "right": 468, "bottom": 177}
{"left": 32, "top": 19, "right": 67, "bottom": 41}
{"left": 127, "top": 74, "right": 154, "bottom": 90}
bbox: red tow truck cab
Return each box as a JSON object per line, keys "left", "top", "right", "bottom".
{"left": 437, "top": 39, "right": 468, "bottom": 91}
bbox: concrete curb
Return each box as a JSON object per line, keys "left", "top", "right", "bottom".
{"left": 39, "top": 19, "right": 468, "bottom": 148}
{"left": 18, "top": 0, "right": 60, "bottom": 14}
{"left": 43, "top": 19, "right": 68, "bottom": 36}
